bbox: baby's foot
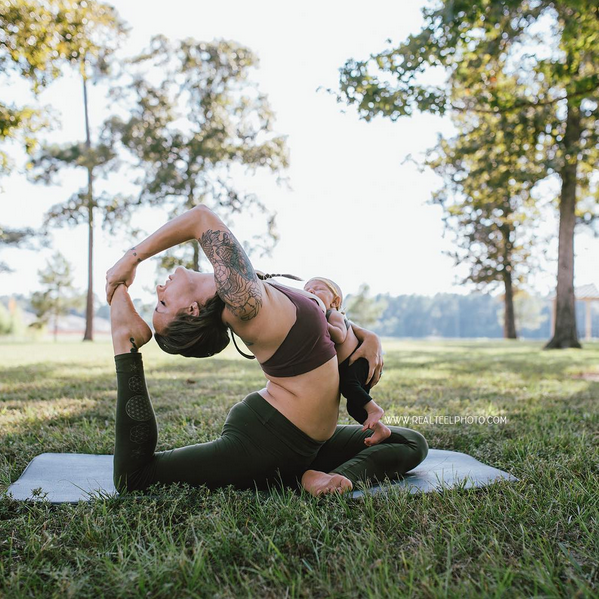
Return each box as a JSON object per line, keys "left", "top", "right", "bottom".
{"left": 111, "top": 285, "right": 152, "bottom": 354}
{"left": 362, "top": 402, "right": 385, "bottom": 431}
{"left": 301, "top": 470, "right": 353, "bottom": 496}
{"left": 364, "top": 422, "right": 392, "bottom": 447}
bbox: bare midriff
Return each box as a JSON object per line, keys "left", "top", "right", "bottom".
{"left": 257, "top": 356, "right": 341, "bottom": 442}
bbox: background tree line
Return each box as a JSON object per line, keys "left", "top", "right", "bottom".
{"left": 5, "top": 283, "right": 599, "bottom": 340}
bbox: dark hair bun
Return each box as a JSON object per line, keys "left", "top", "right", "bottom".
{"left": 154, "top": 294, "right": 230, "bottom": 358}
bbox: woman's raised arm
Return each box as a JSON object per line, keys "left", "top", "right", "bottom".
{"left": 105, "top": 206, "right": 262, "bottom": 321}
{"left": 197, "top": 216, "right": 262, "bottom": 322}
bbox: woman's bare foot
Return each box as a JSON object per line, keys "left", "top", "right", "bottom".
{"left": 301, "top": 470, "right": 353, "bottom": 496}
{"left": 110, "top": 285, "right": 153, "bottom": 355}
{"left": 364, "top": 422, "right": 392, "bottom": 447}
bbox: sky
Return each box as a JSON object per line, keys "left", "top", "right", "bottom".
{"left": 1, "top": 0, "right": 597, "bottom": 308}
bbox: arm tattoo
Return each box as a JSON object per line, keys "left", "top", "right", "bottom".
{"left": 199, "top": 229, "right": 262, "bottom": 321}
{"left": 130, "top": 247, "right": 142, "bottom": 264}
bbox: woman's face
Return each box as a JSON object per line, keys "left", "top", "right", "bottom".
{"left": 304, "top": 278, "right": 339, "bottom": 310}
{"left": 152, "top": 267, "right": 216, "bottom": 333}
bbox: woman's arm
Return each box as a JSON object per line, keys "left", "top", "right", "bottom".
{"left": 106, "top": 206, "right": 209, "bottom": 302}
{"left": 349, "top": 322, "right": 384, "bottom": 387}
{"left": 106, "top": 206, "right": 262, "bottom": 321}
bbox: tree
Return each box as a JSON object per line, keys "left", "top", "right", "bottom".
{"left": 425, "top": 86, "right": 550, "bottom": 338}
{"left": 345, "top": 284, "right": 387, "bottom": 328}
{"left": 25, "top": 0, "right": 128, "bottom": 341}
{"left": 108, "top": 36, "right": 289, "bottom": 273}
{"left": 0, "top": 0, "right": 61, "bottom": 174}
{"left": 0, "top": 224, "right": 37, "bottom": 272}
{"left": 337, "top": 0, "right": 599, "bottom": 348}
{"left": 512, "top": 290, "right": 548, "bottom": 333}
{"left": 30, "top": 251, "right": 77, "bottom": 341}
{"left": 0, "top": 0, "right": 106, "bottom": 266}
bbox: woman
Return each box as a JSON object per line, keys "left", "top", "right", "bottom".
{"left": 106, "top": 205, "right": 428, "bottom": 496}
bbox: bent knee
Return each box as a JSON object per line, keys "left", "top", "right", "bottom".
{"left": 401, "top": 428, "right": 429, "bottom": 472}
{"left": 412, "top": 429, "right": 429, "bottom": 464}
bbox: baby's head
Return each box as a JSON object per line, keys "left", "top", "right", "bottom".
{"left": 304, "top": 277, "right": 343, "bottom": 310}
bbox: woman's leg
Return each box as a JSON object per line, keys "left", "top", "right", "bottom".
{"left": 114, "top": 353, "right": 294, "bottom": 492}
{"left": 110, "top": 286, "right": 298, "bottom": 493}
{"left": 307, "top": 424, "right": 428, "bottom": 487}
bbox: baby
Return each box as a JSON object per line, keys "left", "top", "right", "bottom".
{"left": 304, "top": 277, "right": 391, "bottom": 446}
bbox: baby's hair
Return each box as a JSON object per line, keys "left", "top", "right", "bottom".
{"left": 307, "top": 276, "right": 345, "bottom": 313}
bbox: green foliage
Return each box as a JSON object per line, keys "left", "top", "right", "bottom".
{"left": 0, "top": 299, "right": 27, "bottom": 337}
{"left": 0, "top": 302, "right": 11, "bottom": 334}
{"left": 108, "top": 35, "right": 289, "bottom": 271}
{"left": 345, "top": 283, "right": 387, "bottom": 328}
{"left": 513, "top": 291, "right": 549, "bottom": 332}
{"left": 30, "top": 251, "right": 78, "bottom": 339}
{"left": 338, "top": 0, "right": 598, "bottom": 121}
{"left": 337, "top": 0, "right": 598, "bottom": 347}
{"left": 0, "top": 0, "right": 126, "bottom": 173}
{"left": 425, "top": 91, "right": 549, "bottom": 307}
{"left": 28, "top": 141, "right": 140, "bottom": 234}
{"left": 0, "top": 0, "right": 127, "bottom": 297}
{"left": 0, "top": 223, "right": 38, "bottom": 272}
{"left": 24, "top": 0, "right": 131, "bottom": 233}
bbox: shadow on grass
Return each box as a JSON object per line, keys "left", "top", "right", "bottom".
{"left": 384, "top": 348, "right": 599, "bottom": 379}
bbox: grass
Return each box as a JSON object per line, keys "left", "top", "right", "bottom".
{"left": 0, "top": 339, "right": 597, "bottom": 598}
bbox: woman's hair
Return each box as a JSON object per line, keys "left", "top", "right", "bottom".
{"left": 154, "top": 270, "right": 302, "bottom": 359}
{"left": 256, "top": 271, "right": 302, "bottom": 282}
{"left": 154, "top": 293, "right": 230, "bottom": 358}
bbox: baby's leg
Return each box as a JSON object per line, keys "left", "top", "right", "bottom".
{"left": 339, "top": 357, "right": 372, "bottom": 424}
{"left": 362, "top": 400, "right": 385, "bottom": 430}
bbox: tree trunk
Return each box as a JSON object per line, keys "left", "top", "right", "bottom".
{"left": 82, "top": 74, "right": 94, "bottom": 341}
{"left": 545, "top": 95, "right": 581, "bottom": 349}
{"left": 500, "top": 224, "right": 517, "bottom": 339}
{"left": 502, "top": 268, "right": 517, "bottom": 339}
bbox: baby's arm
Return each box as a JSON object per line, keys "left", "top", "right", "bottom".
{"left": 327, "top": 310, "right": 348, "bottom": 344}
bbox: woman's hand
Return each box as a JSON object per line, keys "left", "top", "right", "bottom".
{"left": 106, "top": 251, "right": 139, "bottom": 305}
{"left": 349, "top": 324, "right": 384, "bottom": 388}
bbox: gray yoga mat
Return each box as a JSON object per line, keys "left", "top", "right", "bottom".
{"left": 4, "top": 450, "right": 518, "bottom": 504}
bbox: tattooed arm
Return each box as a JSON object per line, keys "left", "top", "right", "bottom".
{"left": 198, "top": 229, "right": 262, "bottom": 320}
{"left": 106, "top": 206, "right": 261, "bottom": 320}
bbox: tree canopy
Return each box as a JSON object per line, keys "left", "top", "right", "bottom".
{"left": 108, "top": 35, "right": 289, "bottom": 271}
{"left": 338, "top": 0, "right": 598, "bottom": 348}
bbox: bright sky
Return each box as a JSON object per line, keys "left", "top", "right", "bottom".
{"left": 1, "top": 0, "right": 597, "bottom": 306}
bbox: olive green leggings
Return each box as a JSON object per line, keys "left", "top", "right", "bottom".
{"left": 113, "top": 352, "right": 429, "bottom": 493}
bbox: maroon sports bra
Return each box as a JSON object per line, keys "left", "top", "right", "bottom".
{"left": 257, "top": 282, "right": 337, "bottom": 377}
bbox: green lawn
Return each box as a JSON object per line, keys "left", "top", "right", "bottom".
{"left": 1, "top": 340, "right": 597, "bottom": 598}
